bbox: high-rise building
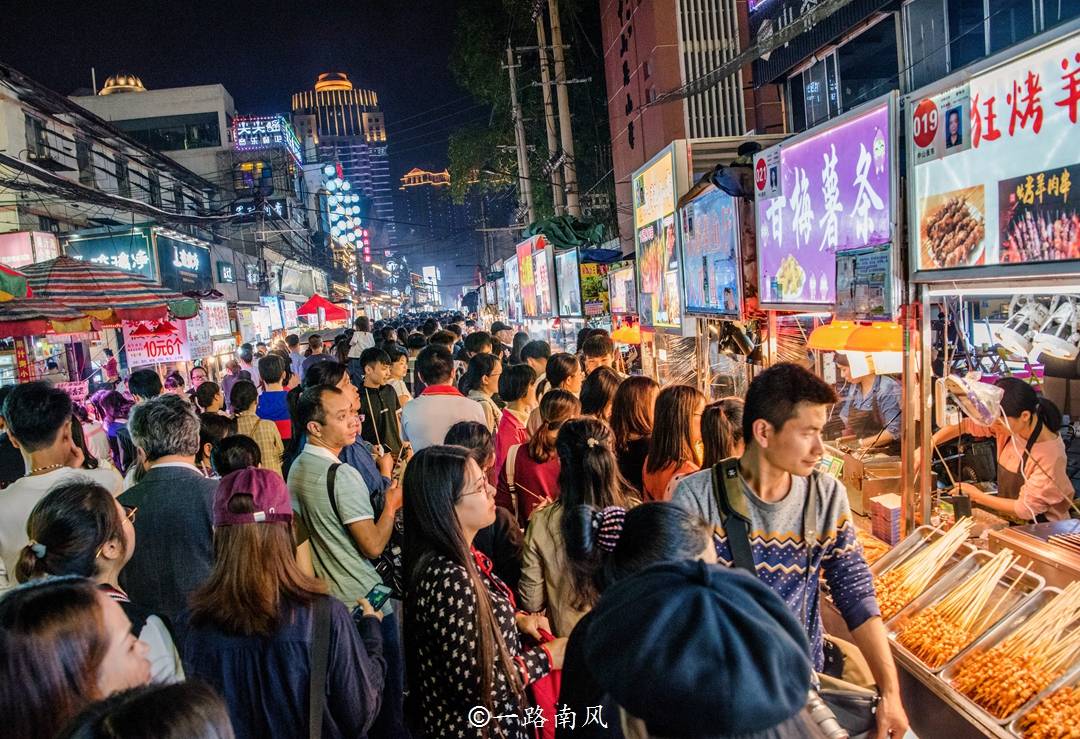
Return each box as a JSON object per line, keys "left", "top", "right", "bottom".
{"left": 600, "top": 0, "right": 785, "bottom": 249}
{"left": 291, "top": 73, "right": 396, "bottom": 251}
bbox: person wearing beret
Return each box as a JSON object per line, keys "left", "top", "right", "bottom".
{"left": 585, "top": 559, "right": 830, "bottom": 738}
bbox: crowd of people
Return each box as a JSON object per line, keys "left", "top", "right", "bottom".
{"left": 0, "top": 311, "right": 909, "bottom": 739}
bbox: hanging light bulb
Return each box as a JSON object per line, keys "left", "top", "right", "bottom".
{"left": 341, "top": 180, "right": 352, "bottom": 191}
{"left": 323, "top": 164, "right": 336, "bottom": 177}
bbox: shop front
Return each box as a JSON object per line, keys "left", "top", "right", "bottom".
{"left": 514, "top": 235, "right": 560, "bottom": 348}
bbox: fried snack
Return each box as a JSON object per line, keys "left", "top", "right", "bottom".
{"left": 776, "top": 254, "right": 805, "bottom": 298}
{"left": 872, "top": 519, "right": 974, "bottom": 621}
{"left": 925, "top": 197, "right": 985, "bottom": 267}
{"left": 1017, "top": 686, "right": 1080, "bottom": 739}
{"left": 949, "top": 582, "right": 1080, "bottom": 720}
{"left": 856, "top": 530, "right": 890, "bottom": 566}
{"left": 898, "top": 609, "right": 976, "bottom": 668}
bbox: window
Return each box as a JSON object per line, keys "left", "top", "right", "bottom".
{"left": 949, "top": 0, "right": 987, "bottom": 70}
{"left": 24, "top": 115, "right": 47, "bottom": 158}
{"left": 115, "top": 158, "right": 131, "bottom": 198}
{"left": 837, "top": 15, "right": 899, "bottom": 110}
{"left": 75, "top": 139, "right": 95, "bottom": 188}
{"left": 112, "top": 112, "right": 221, "bottom": 152}
{"left": 1045, "top": 0, "right": 1080, "bottom": 27}
{"left": 173, "top": 185, "right": 185, "bottom": 213}
{"left": 233, "top": 161, "right": 274, "bottom": 197}
{"left": 989, "top": 0, "right": 1036, "bottom": 53}
{"left": 791, "top": 55, "right": 840, "bottom": 131}
{"left": 149, "top": 172, "right": 162, "bottom": 207}
{"left": 906, "top": 0, "right": 951, "bottom": 89}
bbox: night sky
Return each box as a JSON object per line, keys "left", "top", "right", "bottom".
{"left": 0, "top": 0, "right": 477, "bottom": 178}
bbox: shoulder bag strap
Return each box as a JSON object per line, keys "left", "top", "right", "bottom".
{"left": 363, "top": 388, "right": 383, "bottom": 449}
{"left": 308, "top": 596, "right": 332, "bottom": 739}
{"left": 710, "top": 458, "right": 757, "bottom": 575}
{"left": 326, "top": 463, "right": 342, "bottom": 521}
{"left": 506, "top": 443, "right": 521, "bottom": 523}
{"left": 801, "top": 472, "right": 821, "bottom": 626}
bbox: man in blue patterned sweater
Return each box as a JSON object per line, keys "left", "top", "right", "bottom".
{"left": 672, "top": 363, "right": 908, "bottom": 739}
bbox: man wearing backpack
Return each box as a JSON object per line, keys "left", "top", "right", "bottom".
{"left": 671, "top": 363, "right": 908, "bottom": 739}
{"left": 287, "top": 384, "right": 407, "bottom": 738}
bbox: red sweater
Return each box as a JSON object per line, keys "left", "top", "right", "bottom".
{"left": 496, "top": 446, "right": 562, "bottom": 528}
{"left": 492, "top": 408, "right": 529, "bottom": 486}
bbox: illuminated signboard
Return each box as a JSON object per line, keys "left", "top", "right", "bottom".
{"left": 217, "top": 261, "right": 235, "bottom": 283}
{"left": 908, "top": 27, "right": 1080, "bottom": 279}
{"left": 516, "top": 235, "right": 555, "bottom": 319}
{"left": 156, "top": 234, "right": 212, "bottom": 292}
{"left": 232, "top": 115, "right": 303, "bottom": 165}
{"left": 504, "top": 254, "right": 522, "bottom": 322}
{"left": 681, "top": 186, "right": 742, "bottom": 317}
{"left": 231, "top": 198, "right": 288, "bottom": 222}
{"left": 65, "top": 228, "right": 156, "bottom": 281}
{"left": 633, "top": 145, "right": 684, "bottom": 330}
{"left": 555, "top": 249, "right": 583, "bottom": 317}
{"left": 754, "top": 95, "right": 896, "bottom": 309}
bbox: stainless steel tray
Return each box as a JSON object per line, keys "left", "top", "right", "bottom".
{"left": 887, "top": 549, "right": 1044, "bottom": 674}
{"left": 1008, "top": 663, "right": 1080, "bottom": 738}
{"left": 870, "top": 524, "right": 977, "bottom": 579}
{"left": 940, "top": 587, "right": 1064, "bottom": 726}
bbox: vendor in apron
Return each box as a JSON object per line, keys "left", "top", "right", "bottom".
{"left": 929, "top": 377, "right": 1075, "bottom": 522}
{"left": 835, "top": 353, "right": 902, "bottom": 455}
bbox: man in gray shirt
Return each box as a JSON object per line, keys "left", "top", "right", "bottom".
{"left": 672, "top": 363, "right": 908, "bottom": 738}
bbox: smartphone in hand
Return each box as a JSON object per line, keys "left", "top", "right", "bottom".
{"left": 352, "top": 584, "right": 394, "bottom": 627}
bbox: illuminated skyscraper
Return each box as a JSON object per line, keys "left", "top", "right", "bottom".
{"left": 292, "top": 73, "right": 395, "bottom": 249}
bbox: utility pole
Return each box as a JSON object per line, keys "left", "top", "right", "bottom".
{"left": 547, "top": 0, "right": 580, "bottom": 217}
{"left": 504, "top": 46, "right": 536, "bottom": 224}
{"left": 534, "top": 13, "right": 565, "bottom": 216}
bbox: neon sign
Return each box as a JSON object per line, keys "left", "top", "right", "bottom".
{"left": 232, "top": 115, "right": 303, "bottom": 165}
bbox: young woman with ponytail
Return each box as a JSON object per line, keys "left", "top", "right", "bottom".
{"left": 557, "top": 502, "right": 717, "bottom": 739}
{"left": 519, "top": 419, "right": 631, "bottom": 637}
{"left": 700, "top": 397, "right": 746, "bottom": 469}
{"left": 15, "top": 481, "right": 181, "bottom": 683}
{"left": 496, "top": 390, "right": 580, "bottom": 528}
{"left": 403, "top": 445, "right": 565, "bottom": 739}
{"left": 929, "top": 376, "right": 1075, "bottom": 522}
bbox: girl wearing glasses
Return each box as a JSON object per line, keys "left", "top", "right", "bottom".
{"left": 15, "top": 480, "right": 183, "bottom": 683}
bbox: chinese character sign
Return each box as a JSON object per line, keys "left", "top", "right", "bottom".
{"left": 517, "top": 238, "right": 540, "bottom": 318}
{"left": 580, "top": 262, "right": 610, "bottom": 316}
{"left": 65, "top": 231, "right": 157, "bottom": 282}
{"left": 122, "top": 320, "right": 192, "bottom": 367}
{"left": 755, "top": 100, "right": 893, "bottom": 305}
{"left": 232, "top": 116, "right": 303, "bottom": 164}
{"left": 633, "top": 147, "right": 684, "bottom": 330}
{"left": 202, "top": 301, "right": 232, "bottom": 337}
{"left": 911, "top": 32, "right": 1080, "bottom": 272}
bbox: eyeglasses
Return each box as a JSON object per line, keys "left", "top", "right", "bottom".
{"left": 460, "top": 478, "right": 494, "bottom": 499}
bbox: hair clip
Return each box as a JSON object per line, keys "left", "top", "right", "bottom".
{"left": 587, "top": 437, "right": 600, "bottom": 448}
{"left": 27, "top": 540, "right": 46, "bottom": 558}
{"left": 592, "top": 506, "right": 626, "bottom": 552}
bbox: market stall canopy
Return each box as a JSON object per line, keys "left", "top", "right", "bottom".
{"left": 296, "top": 294, "right": 348, "bottom": 321}
{"left": 0, "top": 297, "right": 91, "bottom": 336}
{"left": 22, "top": 256, "right": 198, "bottom": 323}
{"left": 522, "top": 215, "right": 606, "bottom": 251}
{"left": 0, "top": 264, "right": 31, "bottom": 302}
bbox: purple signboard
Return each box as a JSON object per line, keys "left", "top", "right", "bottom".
{"left": 755, "top": 100, "right": 892, "bottom": 307}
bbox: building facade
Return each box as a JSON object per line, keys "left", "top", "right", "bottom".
{"left": 600, "top": 0, "right": 785, "bottom": 250}
{"left": 291, "top": 73, "right": 396, "bottom": 253}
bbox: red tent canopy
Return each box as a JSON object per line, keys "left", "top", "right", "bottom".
{"left": 296, "top": 294, "right": 348, "bottom": 321}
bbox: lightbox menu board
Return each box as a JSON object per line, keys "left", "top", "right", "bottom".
{"left": 909, "top": 28, "right": 1080, "bottom": 278}
{"left": 517, "top": 235, "right": 556, "bottom": 319}
{"left": 633, "top": 145, "right": 684, "bottom": 330}
{"left": 680, "top": 185, "right": 742, "bottom": 317}
{"left": 754, "top": 95, "right": 895, "bottom": 309}
{"left": 556, "top": 248, "right": 583, "bottom": 317}
{"left": 608, "top": 260, "right": 637, "bottom": 315}
{"left": 504, "top": 254, "right": 522, "bottom": 323}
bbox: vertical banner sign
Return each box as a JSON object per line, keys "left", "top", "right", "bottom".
{"left": 580, "top": 262, "right": 610, "bottom": 316}
{"left": 202, "top": 301, "right": 232, "bottom": 337}
{"left": 911, "top": 30, "right": 1080, "bottom": 273}
{"left": 122, "top": 320, "right": 191, "bottom": 367}
{"left": 15, "top": 340, "right": 32, "bottom": 382}
{"left": 755, "top": 99, "right": 893, "bottom": 307}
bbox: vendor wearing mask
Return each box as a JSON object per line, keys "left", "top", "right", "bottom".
{"left": 835, "top": 353, "right": 902, "bottom": 453}
{"left": 929, "top": 377, "right": 1074, "bottom": 522}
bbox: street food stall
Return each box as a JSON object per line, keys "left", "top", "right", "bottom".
{"left": 752, "top": 92, "right": 907, "bottom": 517}
{"left": 834, "top": 22, "right": 1080, "bottom": 738}
{"left": 512, "top": 234, "right": 560, "bottom": 349}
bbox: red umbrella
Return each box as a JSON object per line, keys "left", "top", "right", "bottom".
{"left": 296, "top": 294, "right": 348, "bottom": 321}
{"left": 22, "top": 255, "right": 199, "bottom": 323}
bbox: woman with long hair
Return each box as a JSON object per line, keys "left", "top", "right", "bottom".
{"left": 642, "top": 385, "right": 706, "bottom": 501}
{"left": 527, "top": 352, "right": 582, "bottom": 433}
{"left": 0, "top": 576, "right": 151, "bottom": 739}
{"left": 700, "top": 397, "right": 746, "bottom": 469}
{"left": 579, "top": 366, "right": 621, "bottom": 422}
{"left": 459, "top": 353, "right": 503, "bottom": 434}
{"left": 609, "top": 376, "right": 659, "bottom": 495}
{"left": 557, "top": 502, "right": 716, "bottom": 738}
{"left": 180, "top": 469, "right": 385, "bottom": 739}
{"left": 444, "top": 421, "right": 524, "bottom": 595}
{"left": 497, "top": 389, "right": 580, "bottom": 528}
{"left": 510, "top": 331, "right": 530, "bottom": 365}
{"left": 100, "top": 390, "right": 135, "bottom": 473}
{"left": 74, "top": 402, "right": 112, "bottom": 467}
{"left": 15, "top": 481, "right": 182, "bottom": 683}
{"left": 519, "top": 419, "right": 631, "bottom": 637}
{"left": 403, "top": 445, "right": 565, "bottom": 738}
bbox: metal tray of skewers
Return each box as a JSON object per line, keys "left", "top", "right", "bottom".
{"left": 1008, "top": 663, "right": 1080, "bottom": 739}
{"left": 939, "top": 585, "right": 1076, "bottom": 726}
{"left": 869, "top": 524, "right": 976, "bottom": 578}
{"left": 885, "top": 548, "right": 1044, "bottom": 674}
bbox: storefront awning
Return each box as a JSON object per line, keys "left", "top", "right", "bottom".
{"left": 296, "top": 293, "right": 348, "bottom": 321}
